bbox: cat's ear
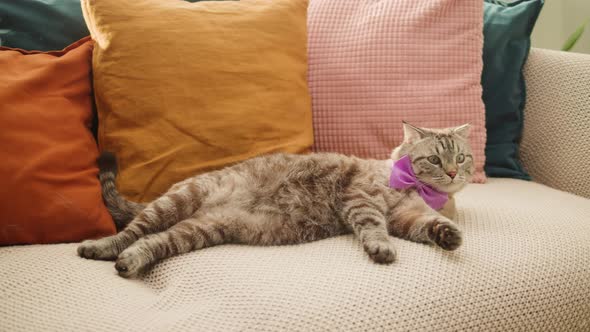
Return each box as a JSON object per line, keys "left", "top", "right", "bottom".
{"left": 452, "top": 123, "right": 471, "bottom": 139}
{"left": 402, "top": 121, "right": 429, "bottom": 143}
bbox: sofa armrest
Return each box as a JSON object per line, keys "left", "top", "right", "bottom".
{"left": 520, "top": 48, "right": 590, "bottom": 199}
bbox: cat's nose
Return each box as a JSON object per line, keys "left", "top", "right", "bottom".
{"left": 447, "top": 171, "right": 457, "bottom": 179}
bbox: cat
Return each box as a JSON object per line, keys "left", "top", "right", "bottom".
{"left": 78, "top": 121, "right": 474, "bottom": 278}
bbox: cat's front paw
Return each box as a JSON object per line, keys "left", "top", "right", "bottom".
{"left": 77, "top": 238, "right": 119, "bottom": 260}
{"left": 427, "top": 219, "right": 462, "bottom": 251}
{"left": 364, "top": 239, "right": 397, "bottom": 264}
{"left": 115, "top": 248, "right": 151, "bottom": 278}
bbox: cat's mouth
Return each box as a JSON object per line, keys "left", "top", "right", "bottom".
{"left": 439, "top": 180, "right": 466, "bottom": 193}
{"left": 417, "top": 174, "right": 466, "bottom": 193}
{"left": 425, "top": 177, "right": 464, "bottom": 193}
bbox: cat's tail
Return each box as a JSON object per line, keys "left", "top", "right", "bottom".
{"left": 97, "top": 152, "right": 146, "bottom": 231}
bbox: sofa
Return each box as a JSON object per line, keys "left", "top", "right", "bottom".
{"left": 0, "top": 47, "right": 589, "bottom": 331}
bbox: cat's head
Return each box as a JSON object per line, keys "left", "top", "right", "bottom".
{"left": 391, "top": 121, "right": 475, "bottom": 194}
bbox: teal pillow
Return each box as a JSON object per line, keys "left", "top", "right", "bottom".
{"left": 482, "top": 0, "right": 544, "bottom": 180}
{"left": 0, "top": 0, "right": 216, "bottom": 51}
{"left": 0, "top": 0, "right": 89, "bottom": 51}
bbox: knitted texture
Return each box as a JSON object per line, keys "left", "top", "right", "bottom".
{"left": 520, "top": 48, "right": 590, "bottom": 199}
{"left": 2, "top": 179, "right": 589, "bottom": 331}
{"left": 307, "top": 0, "right": 487, "bottom": 183}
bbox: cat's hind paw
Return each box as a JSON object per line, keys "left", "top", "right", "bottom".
{"left": 364, "top": 239, "right": 397, "bottom": 264}
{"left": 115, "top": 248, "right": 151, "bottom": 278}
{"left": 77, "top": 238, "right": 120, "bottom": 261}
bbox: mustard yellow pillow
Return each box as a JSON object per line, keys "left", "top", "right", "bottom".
{"left": 82, "top": 0, "right": 313, "bottom": 202}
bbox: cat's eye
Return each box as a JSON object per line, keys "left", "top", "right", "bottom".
{"left": 456, "top": 153, "right": 465, "bottom": 163}
{"left": 427, "top": 155, "right": 441, "bottom": 165}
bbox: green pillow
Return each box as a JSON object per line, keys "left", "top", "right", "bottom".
{"left": 482, "top": 0, "right": 544, "bottom": 180}
{"left": 0, "top": 0, "right": 88, "bottom": 51}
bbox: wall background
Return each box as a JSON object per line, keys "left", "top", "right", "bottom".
{"left": 531, "top": 0, "right": 590, "bottom": 54}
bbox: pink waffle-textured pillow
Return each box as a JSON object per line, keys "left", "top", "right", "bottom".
{"left": 308, "top": 0, "right": 487, "bottom": 182}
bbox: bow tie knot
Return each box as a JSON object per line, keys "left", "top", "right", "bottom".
{"left": 389, "top": 155, "right": 448, "bottom": 210}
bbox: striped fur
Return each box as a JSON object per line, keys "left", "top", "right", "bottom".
{"left": 80, "top": 123, "right": 474, "bottom": 278}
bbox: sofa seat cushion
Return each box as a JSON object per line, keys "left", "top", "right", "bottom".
{"left": 1, "top": 179, "right": 589, "bottom": 331}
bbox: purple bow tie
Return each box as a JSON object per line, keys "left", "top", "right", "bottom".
{"left": 389, "top": 155, "right": 448, "bottom": 210}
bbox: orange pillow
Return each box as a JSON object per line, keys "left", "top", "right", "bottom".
{"left": 82, "top": 0, "right": 313, "bottom": 202}
{"left": 0, "top": 37, "right": 116, "bottom": 245}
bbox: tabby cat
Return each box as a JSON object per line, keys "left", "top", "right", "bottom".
{"left": 78, "top": 122, "right": 474, "bottom": 278}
